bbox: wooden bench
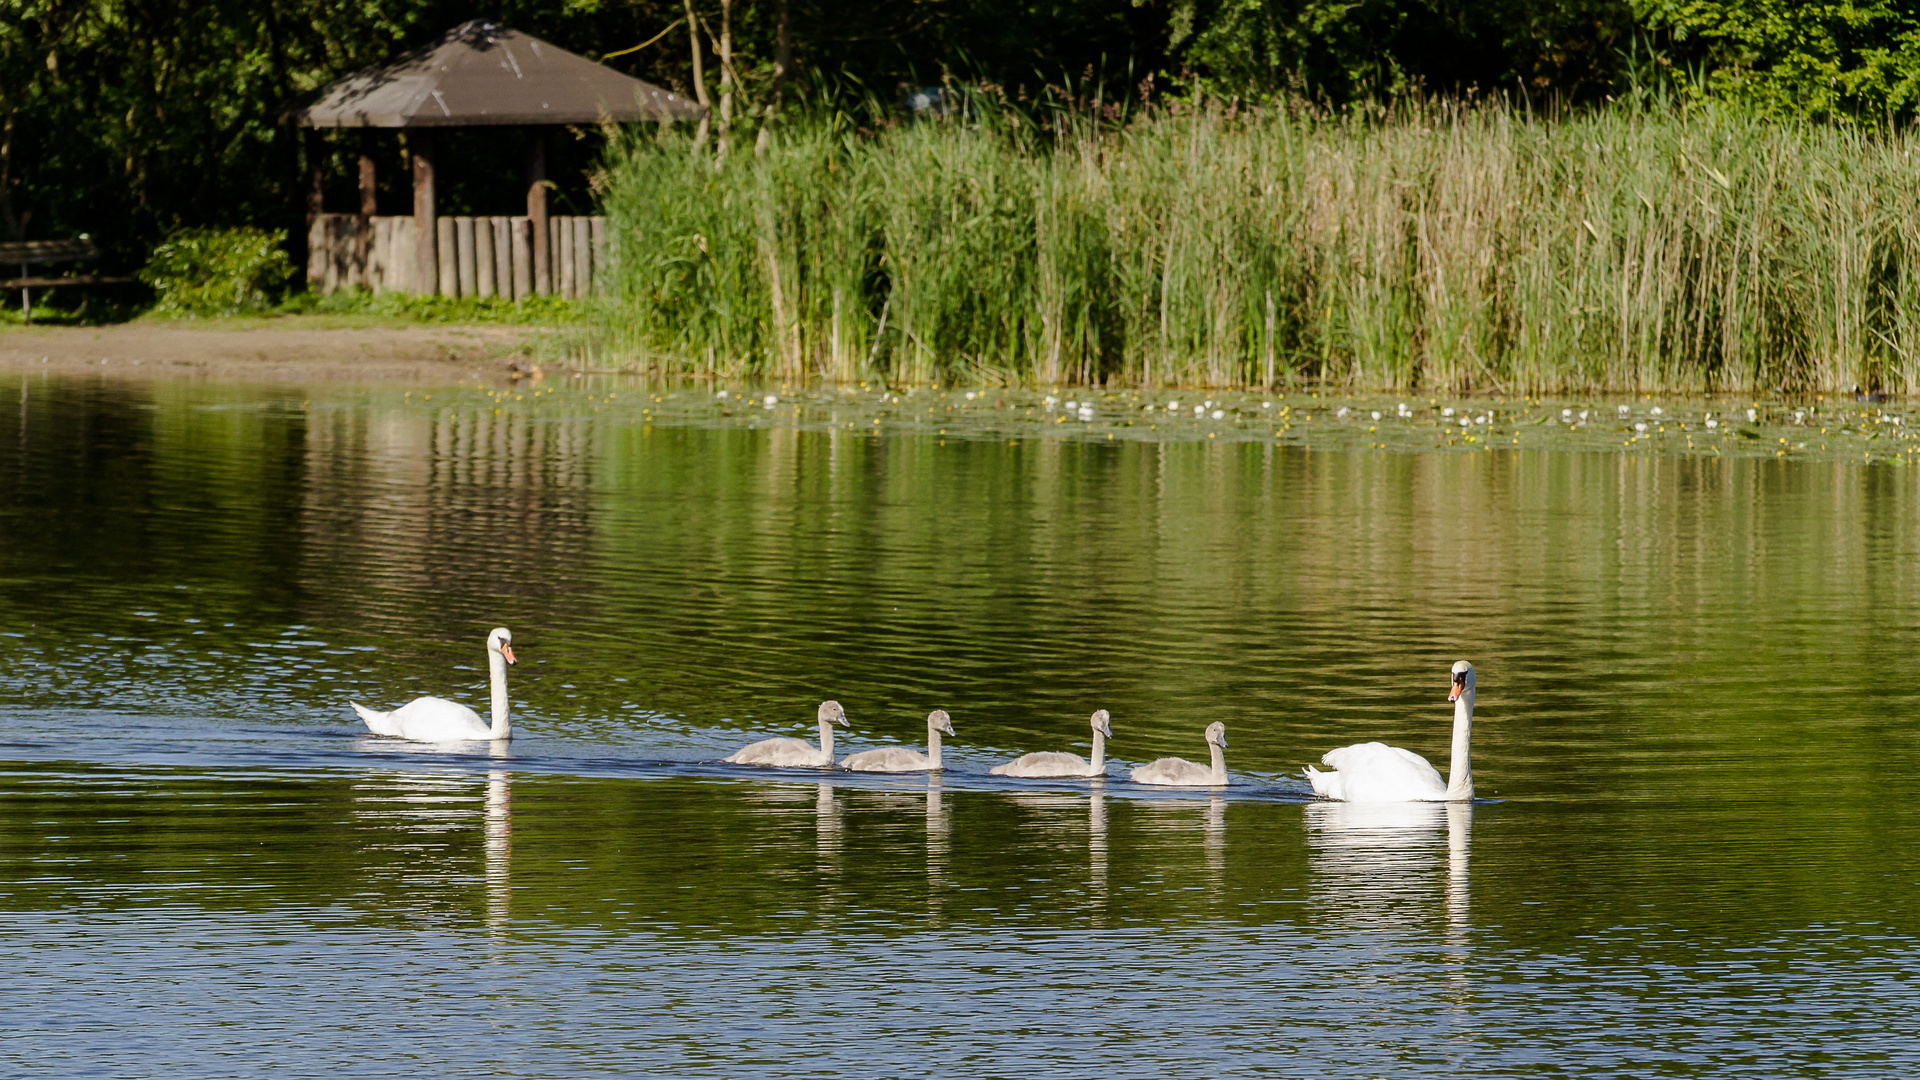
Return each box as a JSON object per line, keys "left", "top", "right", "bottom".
{"left": 2, "top": 237, "right": 136, "bottom": 322}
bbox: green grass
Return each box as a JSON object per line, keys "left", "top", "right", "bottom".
{"left": 592, "top": 99, "right": 1920, "bottom": 394}
{"left": 1, "top": 288, "right": 585, "bottom": 330}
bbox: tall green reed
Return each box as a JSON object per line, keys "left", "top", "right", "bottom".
{"left": 593, "top": 99, "right": 1920, "bottom": 393}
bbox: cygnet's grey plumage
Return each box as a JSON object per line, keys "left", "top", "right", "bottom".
{"left": 726, "top": 700, "right": 849, "bottom": 768}
{"left": 841, "top": 710, "right": 954, "bottom": 772}
{"left": 991, "top": 709, "right": 1112, "bottom": 778}
{"left": 1130, "top": 721, "right": 1228, "bottom": 786}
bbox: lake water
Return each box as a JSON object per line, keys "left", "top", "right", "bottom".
{"left": 4, "top": 373, "right": 1920, "bottom": 1076}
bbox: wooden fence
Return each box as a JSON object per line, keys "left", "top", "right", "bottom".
{"left": 306, "top": 214, "right": 607, "bottom": 298}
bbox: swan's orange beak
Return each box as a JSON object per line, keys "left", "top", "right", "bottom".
{"left": 501, "top": 644, "right": 517, "bottom": 666}
{"left": 1448, "top": 672, "right": 1466, "bottom": 701}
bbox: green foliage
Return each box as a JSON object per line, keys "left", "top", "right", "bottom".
{"left": 282, "top": 289, "right": 583, "bottom": 324}
{"left": 1637, "top": 1, "right": 1920, "bottom": 119}
{"left": 138, "top": 227, "right": 294, "bottom": 317}
{"left": 596, "top": 102, "right": 1920, "bottom": 394}
{"left": 1169, "top": 0, "right": 1637, "bottom": 103}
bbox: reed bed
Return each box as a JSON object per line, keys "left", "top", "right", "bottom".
{"left": 593, "top": 101, "right": 1920, "bottom": 393}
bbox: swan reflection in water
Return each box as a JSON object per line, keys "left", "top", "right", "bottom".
{"left": 485, "top": 747, "right": 511, "bottom": 938}
{"left": 346, "top": 746, "right": 515, "bottom": 937}
{"left": 1305, "top": 800, "right": 1472, "bottom": 934}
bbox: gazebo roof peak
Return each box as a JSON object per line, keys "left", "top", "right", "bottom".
{"left": 293, "top": 20, "right": 704, "bottom": 128}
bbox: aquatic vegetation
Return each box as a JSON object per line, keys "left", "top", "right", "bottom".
{"left": 437, "top": 378, "right": 1920, "bottom": 466}
{"left": 595, "top": 101, "right": 1920, "bottom": 395}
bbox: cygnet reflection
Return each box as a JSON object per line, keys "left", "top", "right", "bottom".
{"left": 1305, "top": 800, "right": 1471, "bottom": 933}
{"left": 816, "top": 781, "right": 841, "bottom": 867}
{"left": 926, "top": 776, "right": 949, "bottom": 921}
{"left": 1135, "top": 796, "right": 1230, "bottom": 900}
{"left": 1004, "top": 790, "right": 1111, "bottom": 920}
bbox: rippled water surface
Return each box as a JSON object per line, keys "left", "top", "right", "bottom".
{"left": 4, "top": 374, "right": 1920, "bottom": 1076}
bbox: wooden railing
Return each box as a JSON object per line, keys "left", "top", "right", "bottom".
{"left": 307, "top": 214, "right": 607, "bottom": 299}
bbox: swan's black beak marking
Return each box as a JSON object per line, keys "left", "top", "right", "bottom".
{"left": 501, "top": 644, "right": 518, "bottom": 666}
{"left": 1448, "top": 672, "right": 1466, "bottom": 702}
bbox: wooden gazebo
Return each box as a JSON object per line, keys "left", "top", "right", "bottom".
{"left": 291, "top": 20, "right": 703, "bottom": 297}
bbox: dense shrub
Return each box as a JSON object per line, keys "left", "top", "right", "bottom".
{"left": 139, "top": 228, "right": 295, "bottom": 317}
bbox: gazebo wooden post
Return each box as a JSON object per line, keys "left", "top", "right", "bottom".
{"left": 355, "top": 131, "right": 377, "bottom": 287}
{"left": 527, "top": 129, "right": 550, "bottom": 296}
{"left": 412, "top": 131, "right": 438, "bottom": 295}
{"left": 304, "top": 129, "right": 325, "bottom": 291}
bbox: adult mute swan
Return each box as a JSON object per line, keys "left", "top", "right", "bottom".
{"left": 1130, "top": 722, "right": 1228, "bottom": 786}
{"left": 841, "top": 710, "right": 954, "bottom": 772}
{"left": 725, "top": 700, "right": 849, "bottom": 768}
{"left": 1305, "top": 660, "right": 1475, "bottom": 802}
{"left": 351, "top": 627, "right": 516, "bottom": 742}
{"left": 991, "top": 709, "right": 1113, "bottom": 778}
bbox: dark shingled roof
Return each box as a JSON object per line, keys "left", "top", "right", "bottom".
{"left": 292, "top": 20, "right": 704, "bottom": 128}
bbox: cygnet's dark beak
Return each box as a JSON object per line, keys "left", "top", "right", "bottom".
{"left": 1448, "top": 672, "right": 1466, "bottom": 701}
{"left": 501, "top": 644, "right": 517, "bottom": 666}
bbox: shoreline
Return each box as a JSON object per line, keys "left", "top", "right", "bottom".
{"left": 0, "top": 321, "right": 544, "bottom": 384}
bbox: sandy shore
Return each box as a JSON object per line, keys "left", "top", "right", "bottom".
{"left": 0, "top": 321, "right": 545, "bottom": 383}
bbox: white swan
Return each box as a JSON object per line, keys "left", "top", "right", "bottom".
{"left": 841, "top": 710, "right": 954, "bottom": 772}
{"left": 351, "top": 627, "right": 516, "bottom": 742}
{"left": 1130, "top": 721, "right": 1228, "bottom": 786}
{"left": 725, "top": 700, "right": 849, "bottom": 768}
{"left": 991, "top": 709, "right": 1113, "bottom": 778}
{"left": 1305, "top": 660, "right": 1475, "bottom": 802}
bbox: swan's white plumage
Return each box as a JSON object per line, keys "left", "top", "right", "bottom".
{"left": 842, "top": 710, "right": 953, "bottom": 773}
{"left": 1130, "top": 721, "right": 1228, "bottom": 787}
{"left": 727, "top": 701, "right": 848, "bottom": 768}
{"left": 1305, "top": 661, "right": 1476, "bottom": 803}
{"left": 992, "top": 710, "right": 1113, "bottom": 778}
{"left": 351, "top": 628, "right": 515, "bottom": 743}
{"left": 1305, "top": 742, "right": 1445, "bottom": 802}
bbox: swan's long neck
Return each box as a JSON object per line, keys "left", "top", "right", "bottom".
{"left": 1207, "top": 740, "right": 1226, "bottom": 785}
{"left": 927, "top": 721, "right": 943, "bottom": 770}
{"left": 818, "top": 717, "right": 835, "bottom": 759}
{"left": 488, "top": 649, "right": 512, "bottom": 740}
{"left": 1089, "top": 727, "right": 1105, "bottom": 773}
{"left": 1446, "top": 689, "right": 1474, "bottom": 801}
